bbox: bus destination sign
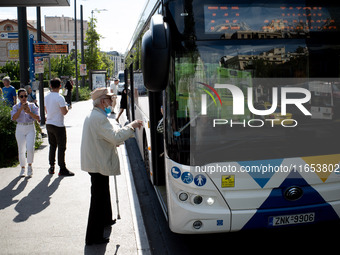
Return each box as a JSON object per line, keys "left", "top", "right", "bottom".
{"left": 33, "top": 43, "right": 69, "bottom": 54}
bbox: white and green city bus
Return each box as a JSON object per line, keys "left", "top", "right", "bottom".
{"left": 124, "top": 0, "right": 340, "bottom": 233}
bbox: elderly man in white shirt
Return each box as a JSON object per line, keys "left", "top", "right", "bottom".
{"left": 80, "top": 87, "right": 142, "bottom": 245}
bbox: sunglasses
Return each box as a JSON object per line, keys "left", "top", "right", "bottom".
{"left": 19, "top": 95, "right": 28, "bottom": 98}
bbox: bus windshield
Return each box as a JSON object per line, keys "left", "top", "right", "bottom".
{"left": 165, "top": 0, "right": 340, "bottom": 166}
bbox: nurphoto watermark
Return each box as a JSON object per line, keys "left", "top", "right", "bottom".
{"left": 195, "top": 163, "right": 340, "bottom": 175}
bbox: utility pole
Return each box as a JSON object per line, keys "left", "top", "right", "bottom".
{"left": 80, "top": 5, "right": 85, "bottom": 88}
{"left": 75, "top": 0, "right": 79, "bottom": 101}
{"left": 17, "top": 7, "right": 29, "bottom": 87}
{"left": 36, "top": 7, "right": 45, "bottom": 125}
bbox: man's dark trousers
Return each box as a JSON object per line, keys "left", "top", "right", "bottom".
{"left": 46, "top": 124, "right": 67, "bottom": 168}
{"left": 86, "top": 172, "right": 113, "bottom": 243}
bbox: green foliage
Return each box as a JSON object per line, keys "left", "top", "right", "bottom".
{"left": 85, "top": 18, "right": 114, "bottom": 75}
{"left": 34, "top": 121, "right": 43, "bottom": 149}
{"left": 0, "top": 81, "right": 20, "bottom": 90}
{"left": 71, "top": 86, "right": 91, "bottom": 101}
{"left": 0, "top": 80, "right": 50, "bottom": 90}
{"left": 46, "top": 55, "right": 75, "bottom": 78}
{"left": 0, "top": 101, "right": 18, "bottom": 167}
{"left": 101, "top": 52, "right": 115, "bottom": 78}
{"left": 0, "top": 56, "right": 75, "bottom": 88}
{"left": 85, "top": 18, "right": 104, "bottom": 71}
{"left": 0, "top": 61, "right": 20, "bottom": 80}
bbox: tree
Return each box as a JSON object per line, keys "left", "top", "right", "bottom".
{"left": 85, "top": 17, "right": 105, "bottom": 71}
{"left": 101, "top": 52, "right": 114, "bottom": 78}
{"left": 48, "top": 54, "right": 75, "bottom": 78}
{"left": 0, "top": 61, "right": 20, "bottom": 80}
{"left": 0, "top": 55, "right": 75, "bottom": 82}
{"left": 85, "top": 17, "right": 114, "bottom": 75}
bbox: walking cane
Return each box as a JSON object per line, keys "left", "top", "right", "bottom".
{"left": 113, "top": 175, "right": 121, "bottom": 219}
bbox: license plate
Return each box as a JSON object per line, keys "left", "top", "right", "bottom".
{"left": 269, "top": 212, "right": 315, "bottom": 226}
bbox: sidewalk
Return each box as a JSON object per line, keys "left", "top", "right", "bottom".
{"left": 0, "top": 97, "right": 150, "bottom": 254}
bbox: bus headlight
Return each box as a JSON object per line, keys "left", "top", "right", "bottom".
{"left": 193, "top": 195, "right": 203, "bottom": 205}
{"left": 178, "top": 192, "right": 189, "bottom": 201}
{"left": 206, "top": 197, "right": 215, "bottom": 205}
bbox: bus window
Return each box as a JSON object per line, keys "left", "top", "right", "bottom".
{"left": 166, "top": 27, "right": 340, "bottom": 165}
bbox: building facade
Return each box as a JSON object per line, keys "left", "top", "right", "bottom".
{"left": 106, "top": 51, "right": 124, "bottom": 77}
{"left": 0, "top": 19, "right": 56, "bottom": 66}
{"left": 44, "top": 15, "right": 88, "bottom": 53}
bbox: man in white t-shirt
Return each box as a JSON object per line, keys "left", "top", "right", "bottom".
{"left": 44, "top": 78, "right": 74, "bottom": 176}
{"left": 109, "top": 78, "right": 118, "bottom": 95}
{"left": 109, "top": 78, "right": 119, "bottom": 113}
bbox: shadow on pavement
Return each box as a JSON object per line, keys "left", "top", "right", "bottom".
{"left": 0, "top": 176, "right": 28, "bottom": 210}
{"left": 13, "top": 175, "right": 63, "bottom": 222}
{"left": 84, "top": 244, "right": 107, "bottom": 255}
{"left": 84, "top": 226, "right": 117, "bottom": 255}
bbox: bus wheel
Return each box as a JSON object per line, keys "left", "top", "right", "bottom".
{"left": 143, "top": 139, "right": 151, "bottom": 181}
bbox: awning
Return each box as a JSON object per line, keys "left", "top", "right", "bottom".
{"left": 0, "top": 0, "right": 70, "bottom": 7}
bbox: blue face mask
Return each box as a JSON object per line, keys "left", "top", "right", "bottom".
{"left": 104, "top": 106, "right": 111, "bottom": 114}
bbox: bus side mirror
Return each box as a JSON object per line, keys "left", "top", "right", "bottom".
{"left": 142, "top": 15, "right": 170, "bottom": 92}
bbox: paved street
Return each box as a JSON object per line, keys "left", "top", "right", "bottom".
{"left": 0, "top": 96, "right": 150, "bottom": 254}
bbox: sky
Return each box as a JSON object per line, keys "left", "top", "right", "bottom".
{"left": 0, "top": 0, "right": 147, "bottom": 54}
